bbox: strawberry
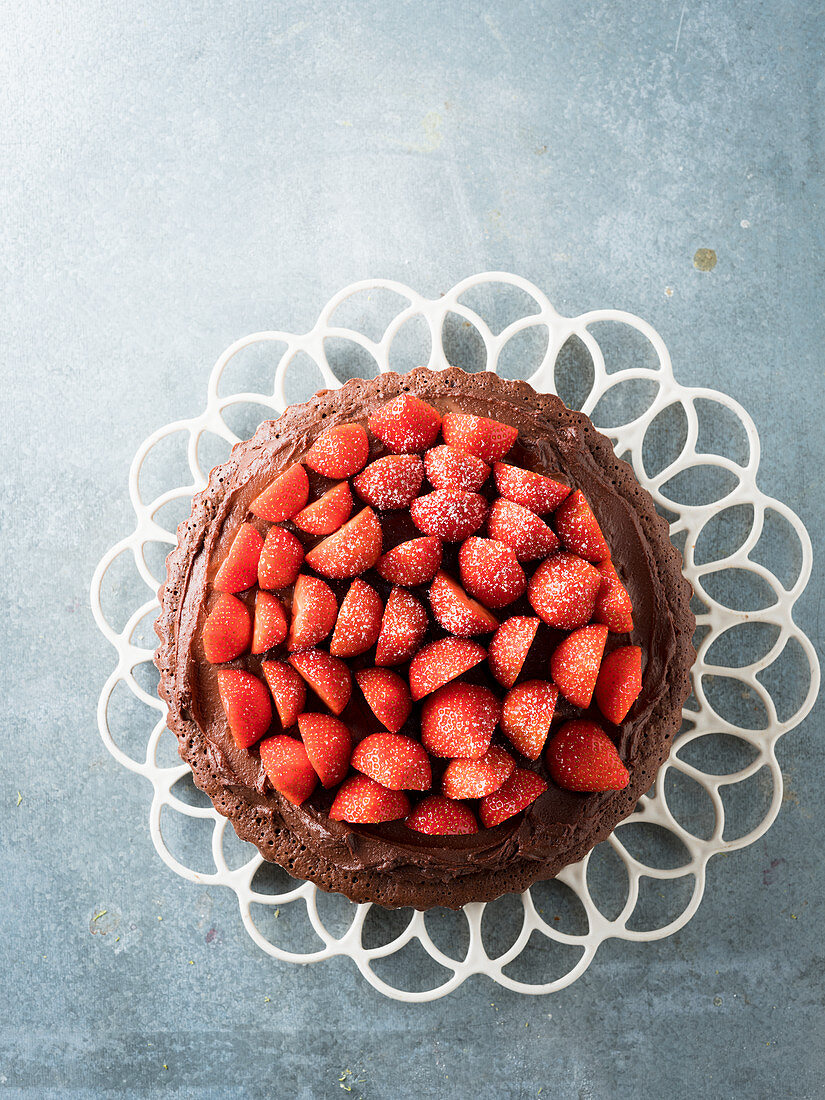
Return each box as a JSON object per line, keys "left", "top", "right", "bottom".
{"left": 441, "top": 412, "right": 518, "bottom": 463}
{"left": 527, "top": 552, "right": 602, "bottom": 629}
{"left": 374, "top": 587, "right": 428, "bottom": 666}
{"left": 458, "top": 537, "right": 527, "bottom": 609}
{"left": 420, "top": 682, "right": 500, "bottom": 759}
{"left": 594, "top": 645, "right": 642, "bottom": 725}
{"left": 251, "top": 591, "right": 288, "bottom": 654}
{"left": 487, "top": 616, "right": 539, "bottom": 688}
{"left": 479, "top": 768, "right": 548, "bottom": 827}
{"left": 441, "top": 745, "right": 516, "bottom": 800}
{"left": 493, "top": 462, "right": 571, "bottom": 514}
{"left": 410, "top": 489, "right": 489, "bottom": 541}
{"left": 487, "top": 499, "right": 560, "bottom": 562}
{"left": 550, "top": 624, "right": 608, "bottom": 708}
{"left": 305, "top": 422, "right": 369, "bottom": 478}
{"left": 288, "top": 649, "right": 352, "bottom": 715}
{"left": 304, "top": 507, "right": 382, "bottom": 578}
{"left": 292, "top": 481, "right": 352, "bottom": 536}
{"left": 329, "top": 579, "right": 383, "bottom": 657}
{"left": 367, "top": 393, "right": 441, "bottom": 453}
{"left": 408, "top": 637, "right": 487, "bottom": 701}
{"left": 214, "top": 523, "right": 264, "bottom": 593}
{"left": 354, "top": 667, "right": 412, "bottom": 733}
{"left": 351, "top": 732, "right": 431, "bottom": 791}
{"left": 428, "top": 571, "right": 499, "bottom": 636}
{"left": 424, "top": 445, "right": 490, "bottom": 493}
{"left": 546, "top": 719, "right": 629, "bottom": 791}
{"left": 329, "top": 774, "right": 411, "bottom": 823}
{"left": 500, "top": 680, "right": 559, "bottom": 759}
{"left": 216, "top": 669, "right": 272, "bottom": 748}
{"left": 259, "top": 734, "right": 318, "bottom": 804}
{"left": 202, "top": 593, "right": 252, "bottom": 663}
{"left": 554, "top": 490, "right": 611, "bottom": 562}
{"left": 593, "top": 560, "right": 634, "bottom": 633}
{"left": 377, "top": 536, "right": 443, "bottom": 586}
{"left": 406, "top": 795, "right": 478, "bottom": 835}
{"left": 352, "top": 454, "right": 424, "bottom": 510}
{"left": 297, "top": 713, "right": 352, "bottom": 787}
{"left": 257, "top": 526, "right": 305, "bottom": 590}
{"left": 287, "top": 575, "right": 338, "bottom": 651}
{"left": 249, "top": 463, "right": 309, "bottom": 523}
{"left": 261, "top": 659, "right": 306, "bottom": 728}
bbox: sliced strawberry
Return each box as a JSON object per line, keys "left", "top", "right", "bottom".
{"left": 428, "top": 571, "right": 500, "bottom": 637}
{"left": 288, "top": 649, "right": 352, "bottom": 715}
{"left": 406, "top": 795, "right": 478, "bottom": 835}
{"left": 441, "top": 745, "right": 516, "bottom": 800}
{"left": 216, "top": 669, "right": 272, "bottom": 748}
{"left": 594, "top": 645, "right": 642, "bottom": 725}
{"left": 257, "top": 526, "right": 305, "bottom": 590}
{"left": 487, "top": 616, "right": 539, "bottom": 688}
{"left": 287, "top": 575, "right": 338, "bottom": 651}
{"left": 408, "top": 637, "right": 487, "bottom": 701}
{"left": 249, "top": 463, "right": 309, "bottom": 523}
{"left": 329, "top": 579, "right": 383, "bottom": 657}
{"left": 458, "top": 537, "right": 527, "bottom": 609}
{"left": 410, "top": 489, "right": 489, "bottom": 542}
{"left": 297, "top": 713, "right": 352, "bottom": 787}
{"left": 292, "top": 482, "right": 352, "bottom": 536}
{"left": 554, "top": 489, "right": 611, "bottom": 562}
{"left": 493, "top": 462, "right": 571, "bottom": 514}
{"left": 487, "top": 499, "right": 560, "bottom": 562}
{"left": 594, "top": 559, "right": 634, "bottom": 633}
{"left": 304, "top": 507, "right": 382, "bottom": 579}
{"left": 202, "top": 593, "right": 252, "bottom": 663}
{"left": 420, "top": 682, "right": 500, "bottom": 759}
{"left": 261, "top": 659, "right": 306, "bottom": 728}
{"left": 479, "top": 768, "right": 548, "bottom": 827}
{"left": 442, "top": 412, "right": 518, "bottom": 463}
{"left": 546, "top": 719, "right": 629, "bottom": 792}
{"left": 367, "top": 393, "right": 441, "bottom": 453}
{"left": 351, "top": 732, "right": 431, "bottom": 791}
{"left": 374, "top": 587, "right": 428, "bottom": 666}
{"left": 259, "top": 735, "right": 318, "bottom": 804}
{"left": 214, "top": 523, "right": 264, "bottom": 593}
{"left": 305, "top": 422, "right": 369, "bottom": 478}
{"left": 352, "top": 454, "right": 424, "bottom": 510}
{"left": 251, "top": 591, "right": 288, "bottom": 654}
{"left": 550, "top": 624, "right": 608, "bottom": 708}
{"left": 500, "top": 680, "right": 559, "bottom": 759}
{"left": 377, "top": 536, "right": 443, "bottom": 586}
{"left": 329, "top": 775, "right": 411, "bottom": 823}
{"left": 354, "top": 667, "right": 412, "bottom": 733}
{"left": 527, "top": 552, "right": 602, "bottom": 629}
{"left": 424, "top": 445, "right": 490, "bottom": 493}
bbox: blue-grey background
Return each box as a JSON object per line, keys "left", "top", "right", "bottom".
{"left": 3, "top": 1, "right": 823, "bottom": 1096}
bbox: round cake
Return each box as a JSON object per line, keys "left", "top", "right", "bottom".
{"left": 154, "top": 367, "right": 694, "bottom": 910}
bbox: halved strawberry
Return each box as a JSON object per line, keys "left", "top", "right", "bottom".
{"left": 441, "top": 745, "right": 516, "bottom": 800}
{"left": 594, "top": 645, "right": 642, "bottom": 725}
{"left": 527, "top": 552, "right": 602, "bottom": 629}
{"left": 329, "top": 774, "right": 411, "bottom": 823}
{"left": 377, "top": 537, "right": 443, "bottom": 586}
{"left": 257, "top": 526, "right": 305, "bottom": 590}
{"left": 251, "top": 591, "right": 288, "bottom": 654}
{"left": 420, "top": 682, "right": 500, "bottom": 759}
{"left": 487, "top": 499, "right": 560, "bottom": 562}
{"left": 458, "top": 537, "right": 527, "bottom": 609}
{"left": 424, "top": 445, "right": 490, "bottom": 493}
{"left": 249, "top": 463, "right": 309, "bottom": 523}
{"left": 292, "top": 482, "right": 352, "bottom": 536}
{"left": 406, "top": 795, "right": 478, "bottom": 835}
{"left": 305, "top": 422, "right": 369, "bottom": 478}
{"left": 202, "top": 593, "right": 252, "bottom": 663}
{"left": 493, "top": 462, "right": 571, "bottom": 514}
{"left": 329, "top": 578, "right": 383, "bottom": 657}
{"left": 554, "top": 490, "right": 611, "bottom": 561}
{"left": 216, "top": 669, "right": 272, "bottom": 748}
{"left": 546, "top": 719, "right": 629, "bottom": 792}
{"left": 408, "top": 637, "right": 486, "bottom": 701}
{"left": 287, "top": 575, "right": 338, "bottom": 651}
{"left": 304, "top": 508, "right": 382, "bottom": 578}
{"left": 297, "top": 713, "right": 352, "bottom": 787}
{"left": 214, "top": 523, "right": 264, "bottom": 593}
{"left": 442, "top": 412, "right": 518, "bottom": 463}
{"left": 259, "top": 735, "right": 317, "bottom": 804}
{"left": 593, "top": 560, "right": 634, "bottom": 633}
{"left": 410, "top": 489, "right": 489, "bottom": 541}
{"left": 352, "top": 454, "right": 424, "bottom": 510}
{"left": 550, "top": 624, "right": 608, "bottom": 708}
{"left": 487, "top": 616, "right": 539, "bottom": 687}
{"left": 479, "top": 768, "right": 548, "bottom": 827}
{"left": 428, "top": 571, "right": 499, "bottom": 636}
{"left": 374, "top": 587, "right": 428, "bottom": 666}
{"left": 288, "top": 649, "right": 352, "bottom": 715}
{"left": 354, "top": 667, "right": 412, "bottom": 733}
{"left": 351, "top": 732, "right": 431, "bottom": 791}
{"left": 261, "top": 659, "right": 306, "bottom": 728}
{"left": 500, "top": 680, "right": 559, "bottom": 759}
{"left": 367, "top": 393, "right": 441, "bottom": 453}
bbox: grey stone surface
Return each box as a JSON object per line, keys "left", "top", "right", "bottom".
{"left": 2, "top": 1, "right": 823, "bottom": 1096}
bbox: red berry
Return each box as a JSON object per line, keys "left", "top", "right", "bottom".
{"left": 377, "top": 536, "right": 443, "bottom": 586}
{"left": 261, "top": 660, "right": 306, "bottom": 729}
{"left": 410, "top": 489, "right": 489, "bottom": 541}
{"left": 305, "top": 422, "right": 369, "bottom": 478}
{"left": 493, "top": 462, "right": 571, "bottom": 513}
{"left": 442, "top": 412, "right": 518, "bottom": 463}
{"left": 554, "top": 490, "right": 611, "bottom": 562}
{"left": 550, "top": 624, "right": 608, "bottom": 708}
{"left": 329, "top": 579, "right": 383, "bottom": 658}
{"left": 375, "top": 587, "right": 428, "bottom": 666}
{"left": 292, "top": 482, "right": 353, "bottom": 536}
{"left": 487, "top": 616, "right": 539, "bottom": 688}
{"left": 487, "top": 499, "right": 559, "bottom": 562}
{"left": 354, "top": 667, "right": 412, "bottom": 733}
{"left": 202, "top": 593, "right": 252, "bottom": 663}
{"left": 441, "top": 745, "right": 516, "bottom": 800}
{"left": 594, "top": 645, "right": 642, "bottom": 725}
{"left": 249, "top": 463, "right": 309, "bottom": 523}
{"left": 351, "top": 732, "right": 431, "bottom": 791}
{"left": 408, "top": 637, "right": 487, "bottom": 701}
{"left": 251, "top": 591, "right": 288, "bottom": 654}
{"left": 304, "top": 507, "right": 383, "bottom": 579}
{"left": 593, "top": 559, "right": 634, "bottom": 633}
{"left": 257, "top": 526, "right": 305, "bottom": 590}
{"left": 458, "top": 537, "right": 527, "bottom": 609}
{"left": 420, "top": 682, "right": 500, "bottom": 759}
{"left": 500, "top": 680, "right": 559, "bottom": 759}
{"left": 406, "top": 795, "right": 478, "bottom": 835}
{"left": 352, "top": 454, "right": 424, "bottom": 510}
{"left": 424, "top": 445, "right": 490, "bottom": 493}
{"left": 330, "top": 775, "right": 411, "bottom": 823}
{"left": 428, "top": 571, "right": 500, "bottom": 636}
{"left": 368, "top": 393, "right": 441, "bottom": 453}
{"left": 479, "top": 768, "right": 548, "bottom": 827}
{"left": 259, "top": 735, "right": 318, "bottom": 805}
{"left": 546, "top": 719, "right": 629, "bottom": 792}
{"left": 297, "top": 713, "right": 352, "bottom": 788}
{"left": 527, "top": 552, "right": 602, "bottom": 629}
{"left": 288, "top": 649, "right": 352, "bottom": 715}
{"left": 216, "top": 669, "right": 272, "bottom": 749}
{"left": 287, "top": 575, "right": 338, "bottom": 651}
{"left": 213, "top": 523, "right": 264, "bottom": 593}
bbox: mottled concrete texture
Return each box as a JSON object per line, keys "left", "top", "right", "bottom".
{"left": 2, "top": 1, "right": 823, "bottom": 1097}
